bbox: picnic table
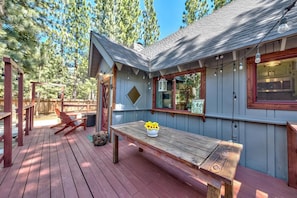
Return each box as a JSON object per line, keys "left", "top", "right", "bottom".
{"left": 111, "top": 121, "right": 242, "bottom": 198}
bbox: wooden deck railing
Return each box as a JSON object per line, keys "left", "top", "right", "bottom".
{"left": 62, "top": 103, "right": 96, "bottom": 112}
{"left": 24, "top": 104, "right": 34, "bottom": 135}
{"left": 0, "top": 105, "right": 34, "bottom": 167}
{"left": 0, "top": 112, "right": 12, "bottom": 167}
{"left": 0, "top": 57, "right": 33, "bottom": 168}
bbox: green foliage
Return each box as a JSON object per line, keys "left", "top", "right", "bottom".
{"left": 93, "top": 0, "right": 142, "bottom": 47}
{"left": 182, "top": 0, "right": 208, "bottom": 26}
{"left": 0, "top": 0, "right": 171, "bottom": 100}
{"left": 116, "top": 0, "right": 141, "bottom": 46}
{"left": 141, "top": 0, "right": 160, "bottom": 46}
{"left": 0, "top": 0, "right": 95, "bottom": 100}
{"left": 214, "top": 0, "right": 233, "bottom": 11}
{"left": 63, "top": 0, "right": 91, "bottom": 99}
{"left": 182, "top": 0, "right": 233, "bottom": 27}
{"left": 0, "top": 0, "right": 41, "bottom": 70}
{"left": 93, "top": 0, "right": 116, "bottom": 39}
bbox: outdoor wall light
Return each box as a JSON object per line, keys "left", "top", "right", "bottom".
{"left": 277, "top": 17, "right": 290, "bottom": 33}
{"left": 251, "top": 1, "right": 296, "bottom": 64}
{"left": 147, "top": 82, "right": 151, "bottom": 90}
{"left": 277, "top": 0, "right": 297, "bottom": 34}
{"left": 158, "top": 78, "right": 167, "bottom": 92}
{"left": 255, "top": 47, "right": 261, "bottom": 64}
{"left": 239, "top": 62, "right": 243, "bottom": 70}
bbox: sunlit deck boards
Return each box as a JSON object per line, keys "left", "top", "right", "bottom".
{"left": 0, "top": 125, "right": 297, "bottom": 197}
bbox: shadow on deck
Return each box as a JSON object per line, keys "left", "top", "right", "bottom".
{"left": 0, "top": 123, "right": 296, "bottom": 197}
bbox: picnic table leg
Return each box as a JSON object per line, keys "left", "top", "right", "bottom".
{"left": 113, "top": 132, "right": 119, "bottom": 163}
{"left": 224, "top": 182, "right": 233, "bottom": 198}
{"left": 207, "top": 184, "right": 221, "bottom": 198}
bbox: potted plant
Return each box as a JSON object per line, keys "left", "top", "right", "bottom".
{"left": 144, "top": 121, "right": 160, "bottom": 137}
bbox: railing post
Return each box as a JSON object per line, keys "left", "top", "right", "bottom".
{"left": 29, "top": 105, "right": 33, "bottom": 130}
{"left": 17, "top": 72, "right": 24, "bottom": 146}
{"left": 3, "top": 57, "right": 13, "bottom": 167}
{"left": 31, "top": 83, "right": 36, "bottom": 128}
{"left": 25, "top": 107, "right": 29, "bottom": 136}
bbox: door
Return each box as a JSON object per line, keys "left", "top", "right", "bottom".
{"left": 101, "top": 79, "right": 110, "bottom": 131}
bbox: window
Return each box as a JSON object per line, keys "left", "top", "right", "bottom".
{"left": 247, "top": 48, "right": 297, "bottom": 110}
{"left": 153, "top": 68, "right": 206, "bottom": 114}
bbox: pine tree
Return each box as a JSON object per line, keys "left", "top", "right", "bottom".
{"left": 182, "top": 0, "right": 233, "bottom": 27}
{"left": 32, "top": 0, "right": 72, "bottom": 99}
{"left": 182, "top": 0, "right": 208, "bottom": 26}
{"left": 0, "top": 0, "right": 4, "bottom": 16}
{"left": 142, "top": 0, "right": 160, "bottom": 46}
{"left": 93, "top": 0, "right": 116, "bottom": 39}
{"left": 65, "top": 0, "right": 91, "bottom": 99}
{"left": 214, "top": 0, "right": 233, "bottom": 11}
{"left": 93, "top": 0, "right": 142, "bottom": 47}
{"left": 117, "top": 0, "right": 141, "bottom": 46}
{"left": 0, "top": 0, "right": 41, "bottom": 69}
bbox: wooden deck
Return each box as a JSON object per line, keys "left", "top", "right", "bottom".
{"left": 0, "top": 125, "right": 296, "bottom": 197}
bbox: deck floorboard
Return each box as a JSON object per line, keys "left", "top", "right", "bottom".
{"left": 0, "top": 124, "right": 296, "bottom": 197}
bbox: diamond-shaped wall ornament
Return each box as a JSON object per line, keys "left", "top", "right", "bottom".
{"left": 128, "top": 86, "right": 141, "bottom": 104}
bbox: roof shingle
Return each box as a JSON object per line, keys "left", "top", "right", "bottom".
{"left": 90, "top": 0, "right": 297, "bottom": 72}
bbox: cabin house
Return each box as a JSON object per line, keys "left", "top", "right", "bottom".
{"left": 88, "top": 0, "right": 297, "bottom": 186}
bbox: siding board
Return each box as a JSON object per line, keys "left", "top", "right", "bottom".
{"left": 188, "top": 116, "right": 201, "bottom": 135}
{"left": 112, "top": 46, "right": 295, "bottom": 182}
{"left": 203, "top": 119, "right": 218, "bottom": 138}
{"left": 275, "top": 127, "right": 288, "bottom": 180}
{"left": 267, "top": 125, "right": 275, "bottom": 177}
{"left": 245, "top": 123, "right": 267, "bottom": 173}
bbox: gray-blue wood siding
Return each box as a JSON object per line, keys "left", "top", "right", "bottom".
{"left": 111, "top": 59, "right": 295, "bottom": 182}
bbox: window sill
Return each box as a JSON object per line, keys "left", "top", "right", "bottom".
{"left": 151, "top": 109, "right": 205, "bottom": 122}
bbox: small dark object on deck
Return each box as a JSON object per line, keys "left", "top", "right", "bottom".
{"left": 85, "top": 113, "right": 96, "bottom": 127}
{"left": 92, "top": 131, "right": 108, "bottom": 146}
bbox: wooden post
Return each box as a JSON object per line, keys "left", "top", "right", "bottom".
{"left": 207, "top": 184, "right": 221, "bottom": 198}
{"left": 29, "top": 105, "right": 33, "bottom": 130}
{"left": 287, "top": 122, "right": 297, "bottom": 189}
{"left": 113, "top": 132, "right": 118, "bottom": 163}
{"left": 3, "top": 57, "right": 13, "bottom": 167}
{"left": 25, "top": 108, "right": 29, "bottom": 136}
{"left": 30, "top": 82, "right": 36, "bottom": 128}
{"left": 61, "top": 86, "right": 64, "bottom": 112}
{"left": 96, "top": 75, "right": 102, "bottom": 132}
{"left": 224, "top": 182, "right": 233, "bottom": 198}
{"left": 17, "top": 71, "right": 24, "bottom": 146}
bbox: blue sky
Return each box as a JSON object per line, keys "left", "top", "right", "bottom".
{"left": 150, "top": 0, "right": 214, "bottom": 40}
{"left": 154, "top": 0, "right": 184, "bottom": 39}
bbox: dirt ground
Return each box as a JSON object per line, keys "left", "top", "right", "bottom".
{"left": 35, "top": 113, "right": 57, "bottom": 121}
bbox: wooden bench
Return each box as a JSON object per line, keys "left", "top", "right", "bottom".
{"left": 111, "top": 121, "right": 243, "bottom": 198}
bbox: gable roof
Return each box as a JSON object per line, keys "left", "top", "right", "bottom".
{"left": 142, "top": 0, "right": 297, "bottom": 71}
{"left": 89, "top": 32, "right": 149, "bottom": 74}
{"left": 89, "top": 0, "right": 297, "bottom": 76}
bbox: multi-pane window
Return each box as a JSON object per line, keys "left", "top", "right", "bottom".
{"left": 247, "top": 48, "right": 297, "bottom": 110}
{"left": 256, "top": 57, "right": 297, "bottom": 101}
{"left": 153, "top": 68, "right": 205, "bottom": 114}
